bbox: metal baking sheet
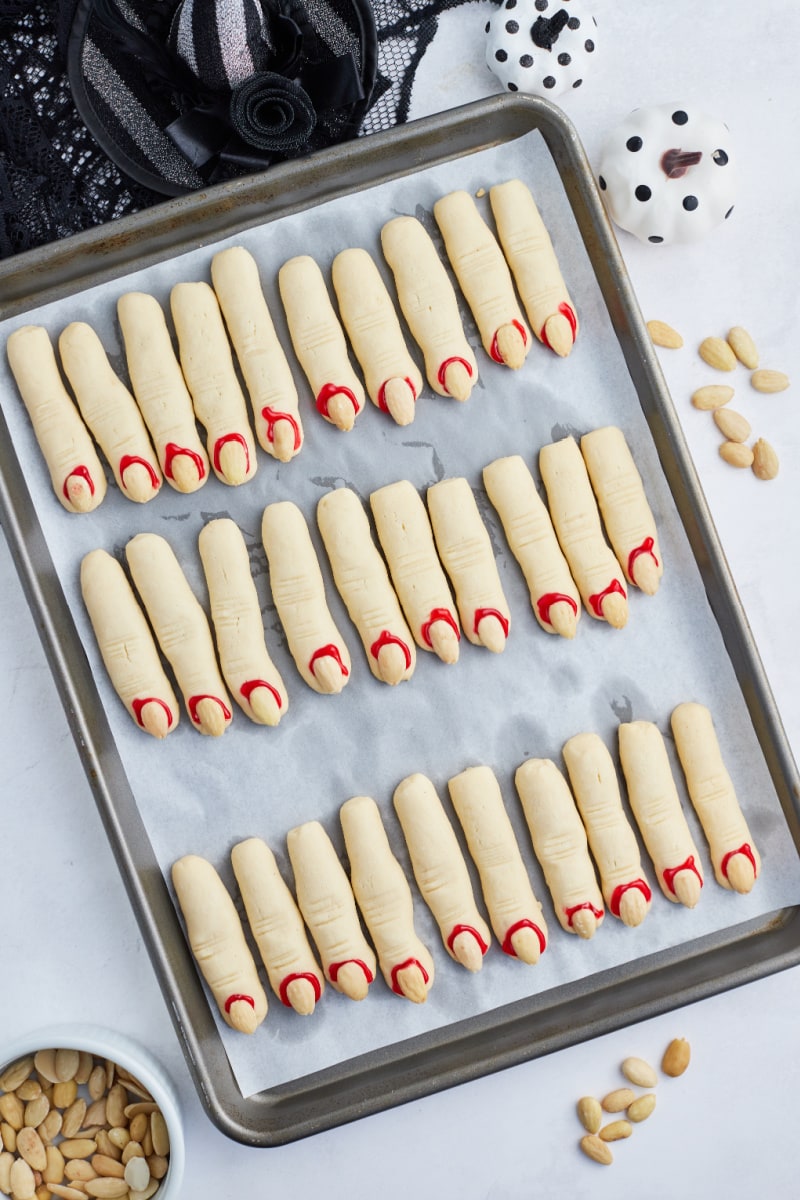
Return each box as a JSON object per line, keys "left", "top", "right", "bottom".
{"left": 1, "top": 95, "right": 800, "bottom": 1147}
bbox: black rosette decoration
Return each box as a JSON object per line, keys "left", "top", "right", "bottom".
{"left": 229, "top": 72, "right": 316, "bottom": 153}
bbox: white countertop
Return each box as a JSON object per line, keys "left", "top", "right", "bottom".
{"left": 2, "top": 2, "right": 799, "bottom": 1196}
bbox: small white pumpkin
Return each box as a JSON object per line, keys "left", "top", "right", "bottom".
{"left": 485, "top": 0, "right": 598, "bottom": 99}
{"left": 597, "top": 104, "right": 736, "bottom": 245}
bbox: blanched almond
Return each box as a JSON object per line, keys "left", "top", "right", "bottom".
{"left": 620, "top": 1056, "right": 657, "bottom": 1088}
{"left": 752, "top": 438, "right": 779, "bottom": 480}
{"left": 90, "top": 1153, "right": 125, "bottom": 1179}
{"left": 751, "top": 369, "right": 789, "bottom": 393}
{"left": 43, "top": 1143, "right": 65, "bottom": 1185}
{"left": 0, "top": 1151, "right": 13, "bottom": 1194}
{"left": 713, "top": 408, "right": 751, "bottom": 442}
{"left": 727, "top": 326, "right": 759, "bottom": 368}
{"left": 84, "top": 1179, "right": 130, "bottom": 1199}
{"left": 719, "top": 441, "right": 754, "bottom": 468}
{"left": 576, "top": 1096, "right": 602, "bottom": 1134}
{"left": 23, "top": 1094, "right": 50, "bottom": 1129}
{"left": 0, "top": 1093, "right": 23, "bottom": 1130}
{"left": 692, "top": 384, "right": 734, "bottom": 410}
{"left": 601, "top": 1087, "right": 636, "bottom": 1113}
{"left": 662, "top": 1037, "right": 691, "bottom": 1077}
{"left": 0, "top": 1058, "right": 34, "bottom": 1094}
{"left": 59, "top": 1138, "right": 98, "bottom": 1160}
{"left": 54, "top": 1050, "right": 80, "bottom": 1085}
{"left": 579, "top": 1133, "right": 613, "bottom": 1165}
{"left": 149, "top": 1111, "right": 169, "bottom": 1158}
{"left": 32, "top": 1051, "right": 58, "bottom": 1086}
{"left": 647, "top": 320, "right": 683, "bottom": 349}
{"left": 628, "top": 1093, "right": 657, "bottom": 1122}
{"left": 599, "top": 1119, "right": 632, "bottom": 1142}
{"left": 15, "top": 1126, "right": 47, "bottom": 1172}
{"left": 8, "top": 1156, "right": 36, "bottom": 1200}
{"left": 699, "top": 336, "right": 737, "bottom": 371}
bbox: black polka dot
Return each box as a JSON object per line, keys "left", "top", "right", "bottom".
{"left": 495, "top": 49, "right": 508, "bottom": 62}
{"left": 543, "top": 75, "right": 556, "bottom": 88}
{"left": 598, "top": 175, "right": 607, "bottom": 190}
{"left": 713, "top": 148, "right": 729, "bottom": 165}
{"left": 648, "top": 235, "right": 664, "bottom": 243}
{"left": 725, "top": 206, "right": 734, "bottom": 218}
{"left": 683, "top": 195, "right": 698, "bottom": 211}
{"left": 568, "top": 16, "right": 580, "bottom": 29}
{"left": 572, "top": 78, "right": 582, "bottom": 87}
{"left": 505, "top": 0, "right": 517, "bottom": 7}
{"left": 505, "top": 19, "right": 519, "bottom": 33}
{"left": 635, "top": 184, "right": 652, "bottom": 202}
{"left": 485, "top": 20, "right": 490, "bottom": 32}
{"left": 626, "top": 136, "right": 643, "bottom": 152}
{"left": 535, "top": 0, "right": 548, "bottom": 9}
{"left": 508, "top": 82, "right": 518, "bottom": 92}
{"left": 671, "top": 110, "right": 689, "bottom": 125}
{"left": 584, "top": 38, "right": 595, "bottom": 51}
{"left": 558, "top": 52, "right": 571, "bottom": 65}
{"left": 519, "top": 54, "right": 533, "bottom": 67}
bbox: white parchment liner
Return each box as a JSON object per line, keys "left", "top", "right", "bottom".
{"left": 2, "top": 131, "right": 800, "bottom": 1099}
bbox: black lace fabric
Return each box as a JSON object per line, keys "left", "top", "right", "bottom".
{"left": 0, "top": 0, "right": 474, "bottom": 259}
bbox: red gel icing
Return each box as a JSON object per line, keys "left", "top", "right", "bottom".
{"left": 315, "top": 382, "right": 360, "bottom": 420}
{"left": 278, "top": 972, "right": 322, "bottom": 1008}
{"left": 537, "top": 592, "right": 579, "bottom": 626}
{"left": 62, "top": 464, "right": 96, "bottom": 501}
{"left": 501, "top": 919, "right": 547, "bottom": 957}
{"left": 131, "top": 697, "right": 174, "bottom": 730}
{"left": 390, "top": 957, "right": 431, "bottom": 996}
{"left": 564, "top": 901, "right": 604, "bottom": 928}
{"left": 369, "top": 630, "right": 412, "bottom": 670}
{"left": 609, "top": 878, "right": 652, "bottom": 917}
{"left": 187, "top": 694, "right": 232, "bottom": 725}
{"left": 663, "top": 854, "right": 703, "bottom": 896}
{"left": 627, "top": 536, "right": 659, "bottom": 585}
{"left": 436, "top": 356, "right": 474, "bottom": 393}
{"left": 540, "top": 302, "right": 578, "bottom": 349}
{"left": 119, "top": 454, "right": 160, "bottom": 493}
{"left": 224, "top": 993, "right": 255, "bottom": 1014}
{"left": 720, "top": 842, "right": 758, "bottom": 881}
{"left": 420, "top": 607, "right": 460, "bottom": 649}
{"left": 163, "top": 442, "right": 206, "bottom": 483}
{"left": 328, "top": 958, "right": 374, "bottom": 985}
{"left": 489, "top": 319, "right": 528, "bottom": 364}
{"left": 212, "top": 432, "right": 251, "bottom": 476}
{"left": 473, "top": 607, "right": 509, "bottom": 638}
{"left": 240, "top": 678, "right": 283, "bottom": 710}
{"left": 377, "top": 377, "right": 417, "bottom": 414}
{"left": 588, "top": 577, "right": 627, "bottom": 618}
{"left": 261, "top": 406, "right": 301, "bottom": 451}
{"left": 308, "top": 643, "right": 350, "bottom": 679}
{"left": 446, "top": 924, "right": 489, "bottom": 956}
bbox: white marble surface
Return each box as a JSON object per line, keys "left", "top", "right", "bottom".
{"left": 2, "top": 1, "right": 799, "bottom": 1195}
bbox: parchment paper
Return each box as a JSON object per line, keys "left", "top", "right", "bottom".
{"left": 2, "top": 130, "right": 799, "bottom": 1099}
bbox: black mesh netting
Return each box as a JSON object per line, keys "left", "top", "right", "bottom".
{"left": 0, "top": 0, "right": 477, "bottom": 259}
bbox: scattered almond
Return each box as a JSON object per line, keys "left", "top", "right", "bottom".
{"left": 752, "top": 438, "right": 780, "bottom": 481}
{"left": 751, "top": 368, "right": 789, "bottom": 393}
{"left": 713, "top": 408, "right": 751, "bottom": 442}
{"left": 662, "top": 1037, "right": 691, "bottom": 1077}
{"left": 8, "top": 1156, "right": 36, "bottom": 1200}
{"left": 599, "top": 1120, "right": 632, "bottom": 1142}
{"left": 691, "top": 384, "right": 734, "bottom": 411}
{"left": 0, "top": 1060, "right": 34, "bottom": 1096}
{"left": 726, "top": 326, "right": 759, "bottom": 368}
{"left": 719, "top": 441, "right": 754, "bottom": 469}
{"left": 576, "top": 1096, "right": 602, "bottom": 1134}
{"left": 15, "top": 1127, "right": 47, "bottom": 1173}
{"left": 620, "top": 1056, "right": 657, "bottom": 1089}
{"left": 579, "top": 1134, "right": 613, "bottom": 1165}
{"left": 699, "top": 336, "right": 737, "bottom": 371}
{"left": 627, "top": 1093, "right": 657, "bottom": 1123}
{"left": 601, "top": 1087, "right": 636, "bottom": 1113}
{"left": 647, "top": 320, "right": 683, "bottom": 349}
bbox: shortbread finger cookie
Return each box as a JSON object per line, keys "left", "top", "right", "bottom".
{"left": 370, "top": 479, "right": 461, "bottom": 664}
{"left": 198, "top": 518, "right": 288, "bottom": 725}
{"left": 489, "top": 179, "right": 578, "bottom": 357}
{"left": 286, "top": 820, "right": 377, "bottom": 1000}
{"left": 514, "top": 758, "right": 605, "bottom": 939}
{"left": 618, "top": 721, "right": 704, "bottom": 908}
{"left": 231, "top": 837, "right": 324, "bottom": 1015}
{"left": 317, "top": 486, "right": 416, "bottom": 685}
{"left": 117, "top": 291, "right": 210, "bottom": 493}
{"left": 211, "top": 246, "right": 304, "bottom": 462}
{"left": 171, "top": 854, "right": 268, "bottom": 1034}
{"left": 427, "top": 476, "right": 511, "bottom": 653}
{"left": 278, "top": 254, "right": 365, "bottom": 432}
{"left": 483, "top": 455, "right": 580, "bottom": 638}
{"left": 58, "top": 321, "right": 162, "bottom": 504}
{"left": 80, "top": 549, "right": 179, "bottom": 739}
{"left": 6, "top": 325, "right": 107, "bottom": 513}
{"left": 562, "top": 732, "right": 652, "bottom": 927}
{"left": 170, "top": 281, "right": 258, "bottom": 485}
{"left": 539, "top": 436, "right": 628, "bottom": 628}
{"left": 341, "top": 795, "right": 436, "bottom": 1003}
{"left": 331, "top": 247, "right": 424, "bottom": 426}
{"left": 381, "top": 215, "right": 478, "bottom": 401}
{"left": 261, "top": 500, "right": 351, "bottom": 694}
{"left": 433, "top": 189, "right": 531, "bottom": 369}
{"left": 448, "top": 765, "right": 548, "bottom": 964}
{"left": 580, "top": 426, "right": 663, "bottom": 595}
{"left": 671, "top": 702, "right": 761, "bottom": 894}
{"left": 125, "top": 532, "right": 232, "bottom": 736}
{"left": 393, "top": 773, "right": 491, "bottom": 971}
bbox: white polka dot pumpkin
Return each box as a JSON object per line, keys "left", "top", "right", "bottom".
{"left": 485, "top": 0, "right": 598, "bottom": 98}
{"left": 597, "top": 104, "right": 736, "bottom": 245}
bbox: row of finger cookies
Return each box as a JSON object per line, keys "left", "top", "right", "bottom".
{"left": 4, "top": 178, "right": 576, "bottom": 513}
{"left": 171, "top": 701, "right": 759, "bottom": 1033}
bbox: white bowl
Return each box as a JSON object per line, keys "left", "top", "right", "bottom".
{"left": 0, "top": 1023, "right": 185, "bottom": 1198}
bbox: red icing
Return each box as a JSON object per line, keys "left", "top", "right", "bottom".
{"left": 420, "top": 607, "right": 460, "bottom": 649}
{"left": 588, "top": 577, "right": 627, "bottom": 618}
{"left": 308, "top": 643, "right": 350, "bottom": 679}
{"left": 540, "top": 302, "right": 578, "bottom": 349}
{"left": 261, "top": 406, "right": 301, "bottom": 451}
{"left": 609, "top": 878, "right": 652, "bottom": 917}
{"left": 489, "top": 319, "right": 528, "bottom": 364}
{"left": 564, "top": 901, "right": 604, "bottom": 928}
{"left": 473, "top": 607, "right": 509, "bottom": 638}
{"left": 328, "top": 959, "right": 374, "bottom": 985}
{"left": 62, "top": 464, "right": 96, "bottom": 501}
{"left": 163, "top": 442, "right": 206, "bottom": 483}
{"left": 240, "top": 679, "right": 283, "bottom": 710}
{"left": 224, "top": 993, "right": 255, "bottom": 1014}
{"left": 663, "top": 854, "right": 703, "bottom": 896}
{"left": 436, "top": 356, "right": 474, "bottom": 393}
{"left": 537, "top": 591, "right": 579, "bottom": 626}
{"left": 315, "top": 382, "right": 361, "bottom": 420}
{"left": 390, "top": 957, "right": 431, "bottom": 996}
{"left": 720, "top": 842, "right": 758, "bottom": 881}
{"left": 187, "top": 694, "right": 232, "bottom": 725}
{"left": 377, "top": 377, "right": 417, "bottom": 414}
{"left": 212, "top": 432, "right": 251, "bottom": 476}
{"left": 131, "top": 697, "right": 174, "bottom": 730}
{"left": 369, "top": 630, "right": 412, "bottom": 670}
{"left": 627, "top": 536, "right": 660, "bottom": 585}
{"left": 446, "top": 924, "right": 489, "bottom": 956}
{"left": 119, "top": 454, "right": 160, "bottom": 493}
{"left": 501, "top": 919, "right": 547, "bottom": 957}
{"left": 278, "top": 972, "right": 322, "bottom": 1008}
